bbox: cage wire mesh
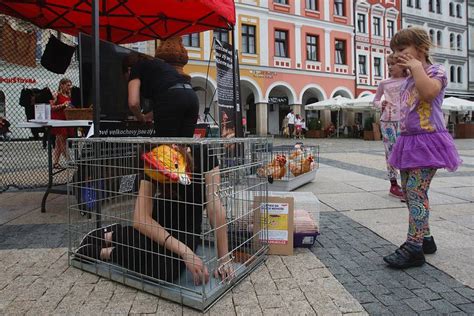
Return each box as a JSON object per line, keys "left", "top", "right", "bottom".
{"left": 67, "top": 137, "right": 269, "bottom": 311}
{"left": 255, "top": 144, "right": 319, "bottom": 181}
{"left": 0, "top": 15, "right": 80, "bottom": 191}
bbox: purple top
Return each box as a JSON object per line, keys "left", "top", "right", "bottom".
{"left": 399, "top": 64, "right": 448, "bottom": 135}
{"left": 373, "top": 77, "right": 405, "bottom": 122}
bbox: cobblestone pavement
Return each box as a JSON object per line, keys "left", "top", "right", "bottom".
{"left": 314, "top": 212, "right": 474, "bottom": 315}
{"left": 1, "top": 138, "right": 473, "bottom": 315}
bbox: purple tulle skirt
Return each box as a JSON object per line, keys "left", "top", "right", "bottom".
{"left": 388, "top": 131, "right": 462, "bottom": 172}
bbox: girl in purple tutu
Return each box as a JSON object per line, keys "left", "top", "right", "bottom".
{"left": 383, "top": 27, "right": 462, "bottom": 269}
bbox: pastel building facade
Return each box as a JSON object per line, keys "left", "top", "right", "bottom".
{"left": 401, "top": 0, "right": 471, "bottom": 99}
{"left": 181, "top": 0, "right": 356, "bottom": 136}
{"left": 355, "top": 0, "right": 401, "bottom": 98}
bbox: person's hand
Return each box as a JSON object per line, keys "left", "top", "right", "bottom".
{"left": 214, "top": 254, "right": 235, "bottom": 283}
{"left": 143, "top": 112, "right": 153, "bottom": 123}
{"left": 397, "top": 53, "right": 422, "bottom": 71}
{"left": 182, "top": 252, "right": 209, "bottom": 285}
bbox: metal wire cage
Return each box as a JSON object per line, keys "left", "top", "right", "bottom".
{"left": 252, "top": 144, "right": 319, "bottom": 191}
{"left": 67, "top": 137, "right": 269, "bottom": 311}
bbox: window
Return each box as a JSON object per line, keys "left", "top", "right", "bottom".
{"left": 306, "top": 35, "right": 319, "bottom": 61}
{"left": 450, "top": 33, "right": 455, "bottom": 49}
{"left": 335, "top": 39, "right": 346, "bottom": 64}
{"left": 429, "top": 0, "right": 434, "bottom": 12}
{"left": 358, "top": 55, "right": 367, "bottom": 75}
{"left": 274, "top": 0, "right": 288, "bottom": 4}
{"left": 275, "top": 30, "right": 288, "bottom": 58}
{"left": 213, "top": 29, "right": 229, "bottom": 44}
{"left": 456, "top": 4, "right": 462, "bottom": 18}
{"left": 457, "top": 67, "right": 462, "bottom": 83}
{"left": 334, "top": 0, "right": 345, "bottom": 16}
{"left": 415, "top": 0, "right": 421, "bottom": 9}
{"left": 374, "top": 57, "right": 381, "bottom": 77}
{"left": 450, "top": 66, "right": 455, "bottom": 82}
{"left": 306, "top": 0, "right": 317, "bottom": 11}
{"left": 242, "top": 24, "right": 256, "bottom": 54}
{"left": 373, "top": 17, "right": 381, "bottom": 36}
{"left": 449, "top": 2, "right": 454, "bottom": 16}
{"left": 437, "top": 31, "right": 442, "bottom": 45}
{"left": 387, "top": 20, "right": 395, "bottom": 38}
{"left": 457, "top": 34, "right": 462, "bottom": 50}
{"left": 429, "top": 29, "right": 435, "bottom": 43}
{"left": 407, "top": 0, "right": 413, "bottom": 7}
{"left": 357, "top": 14, "right": 366, "bottom": 33}
{"left": 182, "top": 33, "right": 200, "bottom": 47}
{"left": 436, "top": 0, "right": 441, "bottom": 13}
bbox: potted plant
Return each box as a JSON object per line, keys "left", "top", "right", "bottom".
{"left": 363, "top": 116, "right": 375, "bottom": 140}
{"left": 306, "top": 119, "right": 323, "bottom": 138}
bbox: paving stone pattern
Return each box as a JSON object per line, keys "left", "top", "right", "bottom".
{"left": 313, "top": 212, "right": 474, "bottom": 315}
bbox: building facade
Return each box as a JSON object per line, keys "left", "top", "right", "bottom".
{"left": 182, "top": 0, "right": 356, "bottom": 136}
{"left": 354, "top": 0, "right": 401, "bottom": 98}
{"left": 401, "top": 0, "right": 471, "bottom": 99}
{"left": 468, "top": 0, "right": 474, "bottom": 93}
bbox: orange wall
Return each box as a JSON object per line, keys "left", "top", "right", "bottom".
{"left": 268, "top": 20, "right": 295, "bottom": 67}
{"left": 300, "top": 26, "right": 325, "bottom": 66}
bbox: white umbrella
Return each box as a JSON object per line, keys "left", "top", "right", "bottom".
{"left": 304, "top": 95, "right": 352, "bottom": 110}
{"left": 442, "top": 97, "right": 474, "bottom": 112}
{"left": 305, "top": 95, "right": 353, "bottom": 138}
{"left": 345, "top": 94, "right": 377, "bottom": 111}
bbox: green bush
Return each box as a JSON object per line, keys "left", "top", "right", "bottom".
{"left": 308, "top": 118, "right": 322, "bottom": 130}
{"left": 364, "top": 116, "right": 374, "bottom": 131}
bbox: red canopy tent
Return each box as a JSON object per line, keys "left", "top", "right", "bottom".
{"left": 0, "top": 0, "right": 236, "bottom": 43}
{"left": 0, "top": 0, "right": 236, "bottom": 133}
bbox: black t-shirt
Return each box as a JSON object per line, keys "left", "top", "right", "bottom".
{"left": 129, "top": 59, "right": 187, "bottom": 99}
{"left": 152, "top": 145, "right": 219, "bottom": 250}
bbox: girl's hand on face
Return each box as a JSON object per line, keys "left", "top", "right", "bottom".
{"left": 397, "top": 53, "right": 422, "bottom": 71}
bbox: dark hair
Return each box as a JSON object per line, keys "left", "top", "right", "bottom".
{"left": 121, "top": 53, "right": 153, "bottom": 74}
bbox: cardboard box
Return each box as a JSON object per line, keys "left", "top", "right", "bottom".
{"left": 34, "top": 103, "right": 51, "bottom": 121}
{"left": 254, "top": 196, "right": 294, "bottom": 256}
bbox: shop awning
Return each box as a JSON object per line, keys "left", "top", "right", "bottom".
{"left": 0, "top": 0, "right": 236, "bottom": 44}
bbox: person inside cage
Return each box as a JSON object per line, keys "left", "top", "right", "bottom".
{"left": 124, "top": 36, "right": 199, "bottom": 137}
{"left": 76, "top": 143, "right": 235, "bottom": 286}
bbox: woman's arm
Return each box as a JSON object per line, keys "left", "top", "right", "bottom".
{"left": 205, "top": 167, "right": 229, "bottom": 260}
{"left": 133, "top": 179, "right": 209, "bottom": 284}
{"left": 128, "top": 79, "right": 145, "bottom": 122}
{"left": 133, "top": 180, "right": 191, "bottom": 257}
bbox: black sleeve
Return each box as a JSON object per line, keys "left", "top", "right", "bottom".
{"left": 129, "top": 60, "right": 144, "bottom": 81}
{"left": 201, "top": 145, "right": 220, "bottom": 173}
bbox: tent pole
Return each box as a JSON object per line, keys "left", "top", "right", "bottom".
{"left": 92, "top": 0, "right": 100, "bottom": 135}
{"left": 337, "top": 109, "right": 340, "bottom": 138}
{"left": 231, "top": 26, "right": 238, "bottom": 137}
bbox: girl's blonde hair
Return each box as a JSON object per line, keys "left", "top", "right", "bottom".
{"left": 390, "top": 26, "right": 433, "bottom": 64}
{"left": 387, "top": 53, "right": 397, "bottom": 65}
{"left": 58, "top": 78, "right": 72, "bottom": 95}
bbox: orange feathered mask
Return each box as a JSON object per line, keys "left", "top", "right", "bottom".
{"left": 141, "top": 145, "right": 192, "bottom": 185}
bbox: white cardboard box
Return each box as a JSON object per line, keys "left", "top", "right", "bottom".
{"left": 34, "top": 103, "right": 51, "bottom": 121}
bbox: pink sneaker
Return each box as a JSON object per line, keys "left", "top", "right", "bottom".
{"left": 389, "top": 185, "right": 405, "bottom": 202}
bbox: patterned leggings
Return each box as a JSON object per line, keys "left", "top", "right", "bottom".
{"left": 380, "top": 121, "right": 400, "bottom": 181}
{"left": 400, "top": 168, "right": 437, "bottom": 248}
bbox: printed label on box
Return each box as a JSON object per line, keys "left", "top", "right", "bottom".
{"left": 261, "top": 202, "right": 289, "bottom": 244}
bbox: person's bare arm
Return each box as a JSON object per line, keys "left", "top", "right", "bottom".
{"left": 133, "top": 179, "right": 210, "bottom": 284}
{"left": 205, "top": 166, "right": 234, "bottom": 280}
{"left": 128, "top": 79, "right": 144, "bottom": 122}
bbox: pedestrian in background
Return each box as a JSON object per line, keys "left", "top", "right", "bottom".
{"left": 383, "top": 27, "right": 462, "bottom": 269}
{"left": 286, "top": 109, "right": 295, "bottom": 138}
{"left": 373, "top": 53, "right": 407, "bottom": 201}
